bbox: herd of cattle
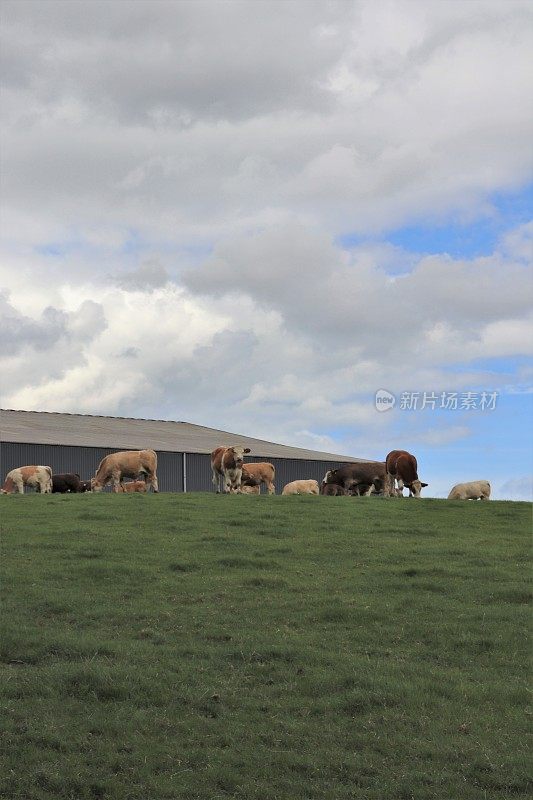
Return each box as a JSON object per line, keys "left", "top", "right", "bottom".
{"left": 0, "top": 445, "right": 491, "bottom": 501}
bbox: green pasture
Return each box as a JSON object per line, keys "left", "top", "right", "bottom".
{"left": 0, "top": 493, "right": 531, "bottom": 800}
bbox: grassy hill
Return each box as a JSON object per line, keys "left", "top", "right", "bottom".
{"left": 1, "top": 493, "right": 531, "bottom": 800}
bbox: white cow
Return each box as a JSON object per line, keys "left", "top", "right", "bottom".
{"left": 448, "top": 480, "right": 491, "bottom": 500}
{"left": 282, "top": 479, "right": 320, "bottom": 496}
{"left": 1, "top": 465, "right": 53, "bottom": 494}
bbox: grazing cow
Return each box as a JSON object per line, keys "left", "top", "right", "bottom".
{"left": 91, "top": 449, "right": 158, "bottom": 493}
{"left": 320, "top": 481, "right": 346, "bottom": 496}
{"left": 1, "top": 465, "right": 52, "bottom": 494}
{"left": 211, "top": 446, "right": 251, "bottom": 493}
{"left": 118, "top": 480, "right": 147, "bottom": 494}
{"left": 448, "top": 480, "right": 491, "bottom": 500}
{"left": 385, "top": 450, "right": 427, "bottom": 498}
{"left": 282, "top": 479, "right": 320, "bottom": 495}
{"left": 78, "top": 480, "right": 92, "bottom": 493}
{"left": 323, "top": 462, "right": 391, "bottom": 496}
{"left": 241, "top": 462, "right": 276, "bottom": 495}
{"left": 52, "top": 473, "right": 81, "bottom": 493}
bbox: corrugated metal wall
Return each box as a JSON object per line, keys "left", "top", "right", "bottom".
{"left": 0, "top": 443, "right": 348, "bottom": 493}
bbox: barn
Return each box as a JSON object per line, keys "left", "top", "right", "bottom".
{"left": 0, "top": 409, "right": 363, "bottom": 492}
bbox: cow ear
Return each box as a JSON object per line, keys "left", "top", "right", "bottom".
{"left": 421, "top": 482, "right": 428, "bottom": 487}
{"left": 244, "top": 448, "right": 251, "bottom": 453}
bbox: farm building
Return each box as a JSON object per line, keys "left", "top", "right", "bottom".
{"left": 0, "top": 409, "right": 363, "bottom": 492}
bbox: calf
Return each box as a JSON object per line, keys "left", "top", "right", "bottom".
{"left": 320, "top": 481, "right": 346, "bottom": 496}
{"left": 211, "top": 446, "right": 251, "bottom": 493}
{"left": 448, "top": 480, "right": 490, "bottom": 500}
{"left": 118, "top": 480, "right": 147, "bottom": 493}
{"left": 78, "top": 480, "right": 92, "bottom": 493}
{"left": 282, "top": 479, "right": 320, "bottom": 496}
{"left": 385, "top": 450, "right": 427, "bottom": 498}
{"left": 323, "top": 462, "right": 391, "bottom": 496}
{"left": 52, "top": 473, "right": 81, "bottom": 493}
{"left": 240, "top": 484, "right": 260, "bottom": 495}
{"left": 1, "top": 465, "right": 52, "bottom": 494}
{"left": 241, "top": 462, "right": 276, "bottom": 495}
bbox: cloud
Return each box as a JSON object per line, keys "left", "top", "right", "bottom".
{"left": 114, "top": 259, "right": 169, "bottom": 291}
{"left": 496, "top": 476, "right": 533, "bottom": 501}
{"left": 1, "top": 0, "right": 532, "bottom": 248}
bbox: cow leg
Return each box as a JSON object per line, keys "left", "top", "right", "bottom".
{"left": 267, "top": 481, "right": 275, "bottom": 495}
{"left": 148, "top": 473, "right": 159, "bottom": 493}
{"left": 234, "top": 469, "right": 243, "bottom": 494}
{"left": 212, "top": 467, "right": 221, "bottom": 493}
{"left": 112, "top": 471, "right": 122, "bottom": 493}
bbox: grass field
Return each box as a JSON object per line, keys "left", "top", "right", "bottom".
{"left": 0, "top": 493, "right": 531, "bottom": 800}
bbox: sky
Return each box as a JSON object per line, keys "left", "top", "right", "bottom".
{"left": 1, "top": 0, "right": 532, "bottom": 500}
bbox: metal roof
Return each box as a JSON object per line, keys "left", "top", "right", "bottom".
{"left": 0, "top": 409, "right": 363, "bottom": 463}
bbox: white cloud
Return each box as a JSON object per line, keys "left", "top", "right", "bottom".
{"left": 497, "top": 476, "right": 533, "bottom": 502}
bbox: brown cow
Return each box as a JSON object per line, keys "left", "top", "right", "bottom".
{"left": 385, "top": 450, "right": 427, "bottom": 497}
{"left": 241, "top": 462, "right": 276, "bottom": 495}
{"left": 91, "top": 450, "right": 158, "bottom": 493}
{"left": 211, "top": 446, "right": 251, "bottom": 493}
{"left": 118, "top": 480, "right": 147, "bottom": 494}
{"left": 1, "top": 465, "right": 52, "bottom": 494}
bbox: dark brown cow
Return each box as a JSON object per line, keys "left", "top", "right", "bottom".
{"left": 78, "top": 480, "right": 92, "bottom": 493}
{"left": 385, "top": 450, "right": 427, "bottom": 497}
{"left": 323, "top": 462, "right": 391, "bottom": 496}
{"left": 211, "top": 446, "right": 251, "bottom": 493}
{"left": 52, "top": 473, "right": 81, "bottom": 493}
{"left": 241, "top": 462, "right": 276, "bottom": 495}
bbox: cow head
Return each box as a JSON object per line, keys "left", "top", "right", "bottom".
{"left": 409, "top": 480, "right": 428, "bottom": 498}
{"left": 91, "top": 477, "right": 103, "bottom": 492}
{"left": 228, "top": 446, "right": 250, "bottom": 468}
{"left": 323, "top": 469, "right": 336, "bottom": 484}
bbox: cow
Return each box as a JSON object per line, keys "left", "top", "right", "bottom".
{"left": 241, "top": 462, "right": 276, "bottom": 495}
{"left": 91, "top": 449, "right": 158, "bottom": 493}
{"left": 211, "top": 446, "right": 251, "bottom": 493}
{"left": 323, "top": 462, "right": 391, "bottom": 496}
{"left": 448, "top": 480, "right": 490, "bottom": 500}
{"left": 320, "top": 481, "right": 346, "bottom": 496}
{"left": 385, "top": 450, "right": 427, "bottom": 498}
{"left": 282, "top": 479, "right": 320, "bottom": 495}
{"left": 118, "top": 480, "right": 147, "bottom": 494}
{"left": 1, "top": 465, "right": 52, "bottom": 494}
{"left": 52, "top": 473, "right": 81, "bottom": 493}
{"left": 78, "top": 480, "right": 92, "bottom": 493}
